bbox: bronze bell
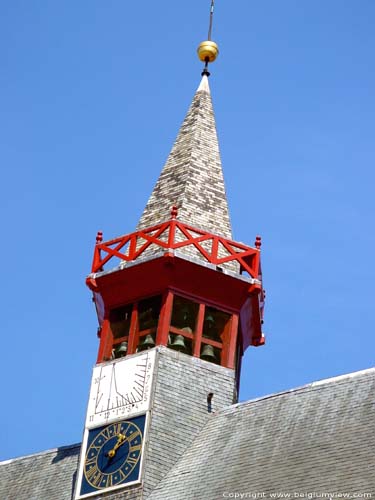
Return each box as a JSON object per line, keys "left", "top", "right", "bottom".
{"left": 170, "top": 334, "right": 187, "bottom": 353}
{"left": 114, "top": 341, "right": 128, "bottom": 358}
{"left": 139, "top": 334, "right": 155, "bottom": 351}
{"left": 200, "top": 344, "right": 216, "bottom": 362}
{"left": 205, "top": 314, "right": 215, "bottom": 324}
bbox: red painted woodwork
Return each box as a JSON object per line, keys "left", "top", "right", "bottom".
{"left": 225, "top": 314, "right": 239, "bottom": 370}
{"left": 193, "top": 304, "right": 205, "bottom": 358}
{"left": 90, "top": 219, "right": 260, "bottom": 279}
{"left": 90, "top": 257, "right": 264, "bottom": 365}
{"left": 88, "top": 255, "right": 261, "bottom": 312}
{"left": 88, "top": 217, "right": 265, "bottom": 369}
{"left": 156, "top": 291, "right": 174, "bottom": 347}
{"left": 127, "top": 304, "right": 138, "bottom": 355}
{"left": 96, "top": 321, "right": 112, "bottom": 363}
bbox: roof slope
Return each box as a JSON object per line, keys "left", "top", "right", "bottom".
{"left": 2, "top": 369, "right": 374, "bottom": 500}
{"left": 137, "top": 75, "right": 232, "bottom": 240}
{"left": 149, "top": 368, "right": 375, "bottom": 499}
{"left": 0, "top": 444, "right": 80, "bottom": 500}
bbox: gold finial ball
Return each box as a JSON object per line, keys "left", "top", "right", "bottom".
{"left": 197, "top": 40, "right": 219, "bottom": 63}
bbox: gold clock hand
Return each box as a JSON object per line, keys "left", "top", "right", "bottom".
{"left": 113, "top": 433, "right": 126, "bottom": 451}
{"left": 107, "top": 433, "right": 126, "bottom": 458}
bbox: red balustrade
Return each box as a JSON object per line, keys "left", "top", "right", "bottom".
{"left": 91, "top": 218, "right": 261, "bottom": 280}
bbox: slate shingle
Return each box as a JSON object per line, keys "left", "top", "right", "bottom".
{"left": 0, "top": 443, "right": 80, "bottom": 500}
{"left": 133, "top": 75, "right": 240, "bottom": 273}
{"left": 137, "top": 75, "right": 232, "bottom": 242}
{"left": 148, "top": 368, "right": 375, "bottom": 500}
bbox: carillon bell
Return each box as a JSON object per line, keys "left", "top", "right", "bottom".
{"left": 205, "top": 314, "right": 214, "bottom": 323}
{"left": 139, "top": 334, "right": 155, "bottom": 351}
{"left": 200, "top": 344, "right": 216, "bottom": 362}
{"left": 204, "top": 314, "right": 218, "bottom": 341}
{"left": 170, "top": 334, "right": 187, "bottom": 353}
{"left": 114, "top": 341, "right": 128, "bottom": 359}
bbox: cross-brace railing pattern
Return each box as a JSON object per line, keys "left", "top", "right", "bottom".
{"left": 91, "top": 218, "right": 262, "bottom": 279}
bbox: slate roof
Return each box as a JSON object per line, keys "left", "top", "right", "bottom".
{"left": 148, "top": 368, "right": 375, "bottom": 500}
{"left": 0, "top": 443, "right": 80, "bottom": 500}
{"left": 136, "top": 75, "right": 233, "bottom": 240}
{"left": 1, "top": 368, "right": 374, "bottom": 500}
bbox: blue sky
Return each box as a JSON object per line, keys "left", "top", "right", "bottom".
{"left": 1, "top": 1, "right": 374, "bottom": 460}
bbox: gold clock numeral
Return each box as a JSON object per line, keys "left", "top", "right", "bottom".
{"left": 119, "top": 469, "right": 127, "bottom": 481}
{"left": 130, "top": 443, "right": 142, "bottom": 452}
{"left": 127, "top": 456, "right": 139, "bottom": 466}
{"left": 101, "top": 427, "right": 112, "bottom": 440}
{"left": 85, "top": 456, "right": 97, "bottom": 466}
{"left": 127, "top": 430, "right": 141, "bottom": 442}
{"left": 85, "top": 465, "right": 98, "bottom": 480}
{"left": 100, "top": 475, "right": 110, "bottom": 489}
{"left": 86, "top": 463, "right": 104, "bottom": 485}
{"left": 113, "top": 422, "right": 123, "bottom": 435}
{"left": 91, "top": 470, "right": 104, "bottom": 488}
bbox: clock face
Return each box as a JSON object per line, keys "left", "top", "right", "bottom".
{"left": 78, "top": 414, "right": 145, "bottom": 498}
{"left": 86, "top": 349, "right": 155, "bottom": 428}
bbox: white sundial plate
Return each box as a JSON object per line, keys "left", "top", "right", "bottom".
{"left": 85, "top": 350, "right": 156, "bottom": 428}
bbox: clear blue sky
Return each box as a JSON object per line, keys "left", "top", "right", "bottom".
{"left": 1, "top": 1, "right": 374, "bottom": 460}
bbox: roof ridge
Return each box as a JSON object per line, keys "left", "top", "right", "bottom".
{"left": 0, "top": 442, "right": 81, "bottom": 465}
{"left": 214, "top": 366, "right": 375, "bottom": 416}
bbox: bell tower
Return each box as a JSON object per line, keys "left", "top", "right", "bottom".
{"left": 75, "top": 3, "right": 265, "bottom": 499}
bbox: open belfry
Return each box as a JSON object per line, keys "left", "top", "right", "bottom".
{"left": 1, "top": 3, "right": 374, "bottom": 500}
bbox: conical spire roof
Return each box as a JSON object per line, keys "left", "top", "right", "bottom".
{"left": 137, "top": 75, "right": 232, "bottom": 240}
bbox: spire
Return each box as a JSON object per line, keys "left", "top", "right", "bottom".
{"left": 137, "top": 74, "right": 232, "bottom": 240}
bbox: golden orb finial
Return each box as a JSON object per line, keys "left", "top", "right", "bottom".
{"left": 197, "top": 40, "right": 219, "bottom": 63}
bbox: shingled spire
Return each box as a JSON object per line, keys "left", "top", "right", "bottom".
{"left": 137, "top": 74, "right": 232, "bottom": 240}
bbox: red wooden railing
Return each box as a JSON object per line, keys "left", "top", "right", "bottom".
{"left": 91, "top": 216, "right": 261, "bottom": 280}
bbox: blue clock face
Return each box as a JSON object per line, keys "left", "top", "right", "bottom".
{"left": 80, "top": 414, "right": 145, "bottom": 496}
